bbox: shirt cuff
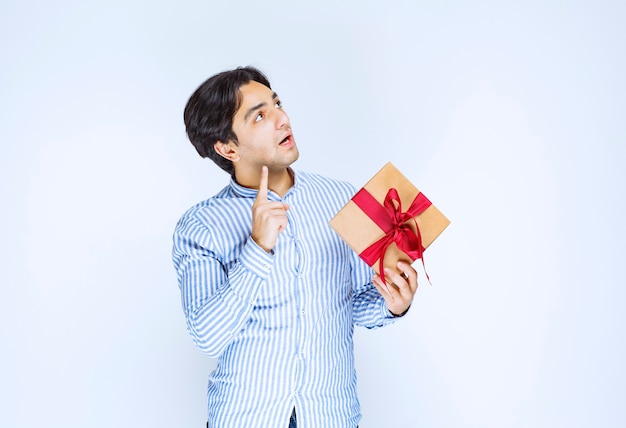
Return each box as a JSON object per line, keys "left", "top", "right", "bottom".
{"left": 238, "top": 235, "right": 274, "bottom": 278}
{"left": 224, "top": 235, "right": 274, "bottom": 305}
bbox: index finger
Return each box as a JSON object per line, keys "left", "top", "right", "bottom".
{"left": 256, "top": 165, "right": 269, "bottom": 202}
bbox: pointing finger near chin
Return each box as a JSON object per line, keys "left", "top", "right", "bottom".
{"left": 256, "top": 165, "right": 269, "bottom": 202}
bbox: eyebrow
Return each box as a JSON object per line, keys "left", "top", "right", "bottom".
{"left": 243, "top": 92, "right": 279, "bottom": 122}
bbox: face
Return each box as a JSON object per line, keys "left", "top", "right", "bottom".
{"left": 224, "top": 80, "right": 299, "bottom": 176}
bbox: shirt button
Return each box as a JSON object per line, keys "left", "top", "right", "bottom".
{"left": 301, "top": 310, "right": 305, "bottom": 316}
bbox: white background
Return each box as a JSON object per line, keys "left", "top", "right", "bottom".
{"left": 1, "top": 1, "right": 624, "bottom": 427}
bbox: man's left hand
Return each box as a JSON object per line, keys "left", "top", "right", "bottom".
{"left": 372, "top": 261, "right": 418, "bottom": 316}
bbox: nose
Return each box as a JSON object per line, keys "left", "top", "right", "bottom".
{"left": 274, "top": 107, "right": 289, "bottom": 129}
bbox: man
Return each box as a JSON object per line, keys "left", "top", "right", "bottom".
{"left": 173, "top": 66, "right": 418, "bottom": 428}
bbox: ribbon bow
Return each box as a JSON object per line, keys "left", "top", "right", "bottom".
{"left": 352, "top": 187, "right": 432, "bottom": 285}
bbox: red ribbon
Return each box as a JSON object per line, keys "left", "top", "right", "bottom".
{"left": 352, "top": 187, "right": 432, "bottom": 285}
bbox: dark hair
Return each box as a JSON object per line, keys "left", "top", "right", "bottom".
{"left": 183, "top": 66, "right": 272, "bottom": 176}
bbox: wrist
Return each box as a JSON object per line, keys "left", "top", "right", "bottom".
{"left": 389, "top": 305, "right": 411, "bottom": 318}
{"left": 251, "top": 234, "right": 272, "bottom": 253}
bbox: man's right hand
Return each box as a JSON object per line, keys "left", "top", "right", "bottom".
{"left": 251, "top": 166, "right": 289, "bottom": 252}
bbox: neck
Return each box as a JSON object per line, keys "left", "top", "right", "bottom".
{"left": 236, "top": 167, "right": 294, "bottom": 198}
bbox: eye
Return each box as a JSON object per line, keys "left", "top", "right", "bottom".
{"left": 275, "top": 99, "right": 282, "bottom": 108}
{"left": 254, "top": 112, "right": 264, "bottom": 123}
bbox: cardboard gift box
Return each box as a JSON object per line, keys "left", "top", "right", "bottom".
{"left": 330, "top": 162, "right": 450, "bottom": 284}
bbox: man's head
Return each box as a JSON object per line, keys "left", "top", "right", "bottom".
{"left": 183, "top": 66, "right": 273, "bottom": 176}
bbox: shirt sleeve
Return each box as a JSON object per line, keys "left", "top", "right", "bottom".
{"left": 172, "top": 213, "right": 272, "bottom": 358}
{"left": 349, "top": 248, "right": 398, "bottom": 329}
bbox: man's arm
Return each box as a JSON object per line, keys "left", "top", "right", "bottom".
{"left": 173, "top": 167, "right": 289, "bottom": 358}
{"left": 173, "top": 218, "right": 273, "bottom": 358}
{"left": 350, "top": 250, "right": 397, "bottom": 328}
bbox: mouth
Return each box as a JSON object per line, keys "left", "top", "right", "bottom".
{"left": 279, "top": 134, "right": 294, "bottom": 147}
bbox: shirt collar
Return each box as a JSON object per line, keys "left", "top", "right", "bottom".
{"left": 229, "top": 168, "right": 299, "bottom": 199}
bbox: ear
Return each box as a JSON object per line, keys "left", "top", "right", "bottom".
{"left": 214, "top": 140, "right": 240, "bottom": 162}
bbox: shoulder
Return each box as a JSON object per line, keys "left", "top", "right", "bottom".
{"left": 291, "top": 170, "right": 358, "bottom": 217}
{"left": 174, "top": 185, "right": 244, "bottom": 233}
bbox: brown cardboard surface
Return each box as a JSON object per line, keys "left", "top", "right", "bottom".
{"left": 330, "top": 162, "right": 450, "bottom": 277}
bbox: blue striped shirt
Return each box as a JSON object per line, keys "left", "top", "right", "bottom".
{"left": 172, "top": 169, "right": 397, "bottom": 428}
